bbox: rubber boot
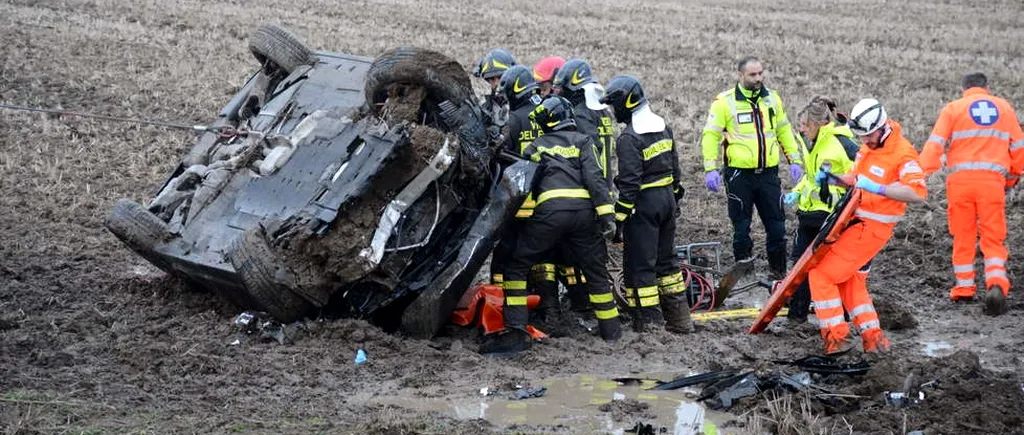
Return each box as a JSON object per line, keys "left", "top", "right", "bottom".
{"left": 862, "top": 329, "right": 891, "bottom": 353}
{"left": 821, "top": 328, "right": 854, "bottom": 355}
{"left": 661, "top": 293, "right": 693, "bottom": 334}
{"left": 597, "top": 317, "right": 622, "bottom": 343}
{"left": 530, "top": 280, "right": 560, "bottom": 328}
{"left": 479, "top": 328, "right": 532, "bottom": 356}
{"left": 768, "top": 249, "right": 787, "bottom": 282}
{"left": 786, "top": 282, "right": 811, "bottom": 324}
{"left": 631, "top": 307, "right": 664, "bottom": 332}
{"left": 984, "top": 285, "right": 1007, "bottom": 316}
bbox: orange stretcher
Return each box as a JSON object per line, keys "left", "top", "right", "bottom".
{"left": 749, "top": 188, "right": 862, "bottom": 334}
{"left": 450, "top": 284, "right": 548, "bottom": 339}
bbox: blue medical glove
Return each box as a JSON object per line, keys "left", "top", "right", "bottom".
{"left": 705, "top": 170, "right": 722, "bottom": 192}
{"left": 855, "top": 176, "right": 886, "bottom": 195}
{"left": 789, "top": 165, "right": 804, "bottom": 183}
{"left": 784, "top": 191, "right": 799, "bottom": 207}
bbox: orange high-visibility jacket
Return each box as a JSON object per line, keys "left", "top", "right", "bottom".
{"left": 851, "top": 120, "right": 927, "bottom": 227}
{"left": 919, "top": 87, "right": 1024, "bottom": 185}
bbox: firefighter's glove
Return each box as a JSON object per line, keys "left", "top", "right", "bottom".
{"left": 614, "top": 202, "right": 632, "bottom": 222}
{"left": 789, "top": 165, "right": 804, "bottom": 183}
{"left": 704, "top": 169, "right": 721, "bottom": 192}
{"left": 599, "top": 214, "right": 616, "bottom": 241}
{"left": 612, "top": 221, "right": 625, "bottom": 244}
{"left": 673, "top": 183, "right": 685, "bottom": 202}
{"left": 855, "top": 176, "right": 886, "bottom": 195}
{"left": 783, "top": 192, "right": 799, "bottom": 208}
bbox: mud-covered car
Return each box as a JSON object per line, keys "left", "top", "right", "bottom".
{"left": 105, "top": 23, "right": 536, "bottom": 338}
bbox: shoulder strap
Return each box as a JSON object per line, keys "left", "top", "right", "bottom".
{"left": 836, "top": 135, "right": 860, "bottom": 161}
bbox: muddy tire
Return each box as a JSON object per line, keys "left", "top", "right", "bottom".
{"left": 228, "top": 226, "right": 313, "bottom": 323}
{"left": 105, "top": 199, "right": 173, "bottom": 253}
{"left": 364, "top": 46, "right": 472, "bottom": 116}
{"left": 248, "top": 23, "right": 314, "bottom": 74}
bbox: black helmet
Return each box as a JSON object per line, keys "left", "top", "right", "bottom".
{"left": 496, "top": 65, "right": 539, "bottom": 108}
{"left": 529, "top": 96, "right": 577, "bottom": 132}
{"left": 553, "top": 59, "right": 596, "bottom": 94}
{"left": 600, "top": 75, "right": 648, "bottom": 123}
{"left": 474, "top": 48, "right": 516, "bottom": 80}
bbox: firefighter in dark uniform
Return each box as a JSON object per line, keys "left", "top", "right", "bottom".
{"left": 600, "top": 75, "right": 691, "bottom": 333}
{"left": 488, "top": 65, "right": 562, "bottom": 325}
{"left": 472, "top": 49, "right": 516, "bottom": 146}
{"left": 479, "top": 96, "right": 621, "bottom": 355}
{"left": 552, "top": 58, "right": 617, "bottom": 312}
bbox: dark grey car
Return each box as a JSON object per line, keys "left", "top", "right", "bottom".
{"left": 105, "top": 23, "right": 535, "bottom": 338}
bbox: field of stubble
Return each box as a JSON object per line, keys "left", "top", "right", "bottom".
{"left": 2, "top": 0, "right": 1024, "bottom": 433}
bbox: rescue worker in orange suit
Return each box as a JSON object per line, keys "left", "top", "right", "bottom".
{"left": 783, "top": 97, "right": 860, "bottom": 324}
{"left": 919, "top": 72, "right": 1024, "bottom": 316}
{"left": 488, "top": 65, "right": 565, "bottom": 326}
{"left": 552, "top": 59, "right": 618, "bottom": 312}
{"left": 809, "top": 98, "right": 927, "bottom": 354}
{"left": 701, "top": 56, "right": 804, "bottom": 280}
{"left": 532, "top": 56, "right": 565, "bottom": 98}
{"left": 479, "top": 96, "right": 620, "bottom": 355}
{"left": 600, "top": 75, "right": 691, "bottom": 333}
{"left": 472, "top": 49, "right": 516, "bottom": 145}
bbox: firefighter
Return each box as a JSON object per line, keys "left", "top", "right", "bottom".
{"left": 919, "top": 72, "right": 1024, "bottom": 316}
{"left": 488, "top": 65, "right": 562, "bottom": 325}
{"left": 472, "top": 49, "right": 516, "bottom": 145}
{"left": 701, "top": 56, "right": 803, "bottom": 280}
{"left": 532, "top": 56, "right": 565, "bottom": 98}
{"left": 552, "top": 59, "right": 617, "bottom": 313}
{"left": 783, "top": 97, "right": 860, "bottom": 324}
{"left": 808, "top": 98, "right": 927, "bottom": 354}
{"left": 480, "top": 96, "right": 620, "bottom": 355}
{"left": 600, "top": 75, "right": 690, "bottom": 333}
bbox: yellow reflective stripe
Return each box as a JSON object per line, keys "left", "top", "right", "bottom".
{"left": 657, "top": 272, "right": 684, "bottom": 285}
{"left": 532, "top": 145, "right": 581, "bottom": 161}
{"left": 595, "top": 307, "right": 619, "bottom": 320}
{"left": 532, "top": 264, "right": 556, "bottom": 272}
{"left": 636, "top": 286, "right": 659, "bottom": 297}
{"left": 641, "top": 139, "right": 673, "bottom": 160}
{"left": 640, "top": 176, "right": 674, "bottom": 190}
{"left": 660, "top": 283, "right": 687, "bottom": 295}
{"left": 491, "top": 274, "right": 503, "bottom": 283}
{"left": 615, "top": 212, "right": 628, "bottom": 222}
{"left": 506, "top": 296, "right": 528, "bottom": 306}
{"left": 536, "top": 188, "right": 590, "bottom": 205}
{"left": 616, "top": 200, "right": 634, "bottom": 209}
{"left": 590, "top": 293, "right": 614, "bottom": 304}
{"left": 541, "top": 273, "right": 556, "bottom": 281}
{"left": 515, "top": 209, "right": 534, "bottom": 218}
{"left": 565, "top": 277, "right": 577, "bottom": 285}
{"left": 595, "top": 204, "right": 614, "bottom": 216}
{"left": 638, "top": 296, "right": 660, "bottom": 307}
{"left": 504, "top": 280, "right": 527, "bottom": 290}
{"left": 560, "top": 266, "right": 576, "bottom": 274}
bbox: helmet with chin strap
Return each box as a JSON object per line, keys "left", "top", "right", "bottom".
{"left": 848, "top": 98, "right": 887, "bottom": 136}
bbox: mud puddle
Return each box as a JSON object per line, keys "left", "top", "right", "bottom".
{"left": 374, "top": 374, "right": 730, "bottom": 433}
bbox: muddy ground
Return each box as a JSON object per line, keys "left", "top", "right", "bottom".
{"left": 2, "top": 0, "right": 1024, "bottom": 433}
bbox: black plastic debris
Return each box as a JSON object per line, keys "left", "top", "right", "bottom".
{"left": 699, "top": 371, "right": 760, "bottom": 410}
{"left": 774, "top": 354, "right": 871, "bottom": 376}
{"left": 651, "top": 369, "right": 740, "bottom": 391}
{"left": 233, "top": 311, "right": 285, "bottom": 344}
{"left": 624, "top": 422, "right": 666, "bottom": 434}
{"left": 508, "top": 386, "right": 547, "bottom": 400}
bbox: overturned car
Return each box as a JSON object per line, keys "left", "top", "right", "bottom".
{"left": 106, "top": 23, "right": 536, "bottom": 338}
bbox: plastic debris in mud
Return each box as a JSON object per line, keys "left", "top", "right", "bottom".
{"left": 624, "top": 422, "right": 664, "bottom": 434}
{"left": 507, "top": 386, "right": 546, "bottom": 400}
{"left": 232, "top": 311, "right": 285, "bottom": 344}
{"left": 773, "top": 354, "right": 871, "bottom": 376}
{"left": 354, "top": 349, "right": 367, "bottom": 364}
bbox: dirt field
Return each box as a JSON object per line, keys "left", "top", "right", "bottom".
{"left": 3, "top": 0, "right": 1024, "bottom": 433}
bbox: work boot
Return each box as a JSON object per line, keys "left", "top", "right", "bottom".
{"left": 821, "top": 329, "right": 854, "bottom": 355}
{"left": 597, "top": 317, "right": 622, "bottom": 343}
{"left": 661, "top": 293, "right": 693, "bottom": 334}
{"left": 767, "top": 250, "right": 787, "bottom": 281}
{"left": 631, "top": 307, "right": 664, "bottom": 332}
{"left": 478, "top": 328, "right": 532, "bottom": 356}
{"left": 984, "top": 286, "right": 1007, "bottom": 316}
{"left": 949, "top": 285, "right": 976, "bottom": 302}
{"left": 862, "top": 329, "right": 891, "bottom": 354}
{"left": 733, "top": 256, "right": 755, "bottom": 277}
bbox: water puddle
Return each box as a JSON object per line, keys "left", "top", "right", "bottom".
{"left": 921, "top": 340, "right": 954, "bottom": 357}
{"left": 374, "top": 374, "right": 729, "bottom": 433}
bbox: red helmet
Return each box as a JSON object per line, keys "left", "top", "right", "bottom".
{"left": 532, "top": 56, "right": 566, "bottom": 82}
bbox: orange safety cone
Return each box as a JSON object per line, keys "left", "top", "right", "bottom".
{"left": 450, "top": 284, "right": 548, "bottom": 339}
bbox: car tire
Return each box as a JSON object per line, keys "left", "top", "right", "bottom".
{"left": 105, "top": 199, "right": 173, "bottom": 254}
{"left": 248, "top": 23, "right": 314, "bottom": 75}
{"left": 228, "top": 225, "right": 313, "bottom": 323}
{"left": 363, "top": 46, "right": 473, "bottom": 117}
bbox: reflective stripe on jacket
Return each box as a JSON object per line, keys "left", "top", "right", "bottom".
{"left": 521, "top": 130, "right": 614, "bottom": 217}
{"left": 852, "top": 120, "right": 927, "bottom": 226}
{"left": 614, "top": 124, "right": 681, "bottom": 221}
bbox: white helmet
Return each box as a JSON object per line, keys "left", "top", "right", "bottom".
{"left": 849, "top": 98, "right": 887, "bottom": 136}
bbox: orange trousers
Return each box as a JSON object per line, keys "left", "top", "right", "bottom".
{"left": 808, "top": 220, "right": 891, "bottom": 351}
{"left": 947, "top": 173, "right": 1009, "bottom": 299}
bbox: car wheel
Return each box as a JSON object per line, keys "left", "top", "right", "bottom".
{"left": 227, "top": 225, "right": 313, "bottom": 323}
{"left": 248, "top": 23, "right": 314, "bottom": 75}
{"left": 105, "top": 199, "right": 173, "bottom": 254}
{"left": 363, "top": 46, "right": 473, "bottom": 118}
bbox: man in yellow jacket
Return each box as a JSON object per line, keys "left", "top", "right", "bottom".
{"left": 702, "top": 56, "right": 803, "bottom": 279}
{"left": 783, "top": 97, "right": 860, "bottom": 324}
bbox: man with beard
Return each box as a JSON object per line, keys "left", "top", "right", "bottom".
{"left": 701, "top": 56, "right": 803, "bottom": 281}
